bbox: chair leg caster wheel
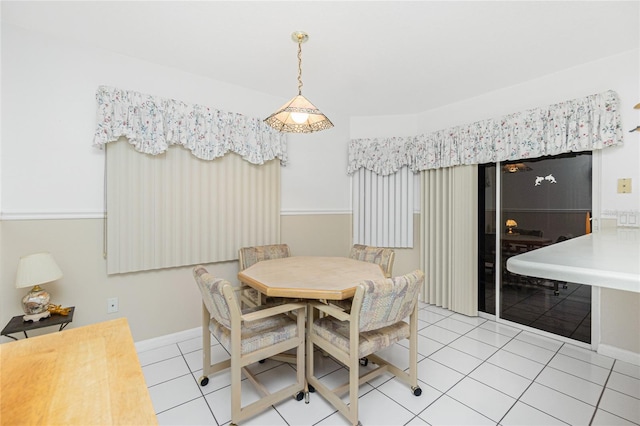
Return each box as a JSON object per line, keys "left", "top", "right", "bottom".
{"left": 554, "top": 291, "right": 559, "bottom": 296}
{"left": 259, "top": 359, "right": 266, "bottom": 364}
{"left": 412, "top": 386, "right": 422, "bottom": 396}
{"left": 295, "top": 391, "right": 304, "bottom": 401}
{"left": 199, "top": 376, "right": 209, "bottom": 387}
{"left": 359, "top": 357, "right": 369, "bottom": 366}
{"left": 308, "top": 384, "right": 315, "bottom": 393}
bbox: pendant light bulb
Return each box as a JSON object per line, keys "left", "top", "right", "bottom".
{"left": 291, "top": 112, "right": 309, "bottom": 124}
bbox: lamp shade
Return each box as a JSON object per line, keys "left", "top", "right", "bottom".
{"left": 15, "top": 252, "right": 63, "bottom": 289}
{"left": 502, "top": 163, "right": 532, "bottom": 173}
{"left": 264, "top": 94, "right": 333, "bottom": 133}
{"left": 505, "top": 219, "right": 518, "bottom": 228}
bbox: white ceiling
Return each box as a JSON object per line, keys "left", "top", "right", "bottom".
{"left": 2, "top": 1, "right": 639, "bottom": 117}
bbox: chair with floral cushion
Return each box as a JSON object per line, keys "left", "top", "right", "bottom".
{"left": 193, "top": 266, "right": 306, "bottom": 426}
{"left": 306, "top": 270, "right": 424, "bottom": 426}
{"left": 348, "top": 244, "right": 395, "bottom": 278}
{"left": 238, "top": 244, "right": 291, "bottom": 308}
{"left": 330, "top": 244, "right": 396, "bottom": 312}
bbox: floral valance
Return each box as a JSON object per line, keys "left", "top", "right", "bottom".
{"left": 348, "top": 90, "right": 623, "bottom": 175}
{"left": 93, "top": 86, "right": 288, "bottom": 165}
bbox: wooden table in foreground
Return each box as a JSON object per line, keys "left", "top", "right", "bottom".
{"left": 238, "top": 256, "right": 386, "bottom": 300}
{"left": 0, "top": 318, "right": 157, "bottom": 425}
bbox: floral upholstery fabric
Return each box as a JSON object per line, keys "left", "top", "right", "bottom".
{"left": 358, "top": 270, "right": 423, "bottom": 332}
{"left": 348, "top": 244, "right": 394, "bottom": 277}
{"left": 312, "top": 318, "right": 409, "bottom": 358}
{"left": 239, "top": 244, "right": 291, "bottom": 306}
{"left": 239, "top": 244, "right": 291, "bottom": 269}
{"left": 193, "top": 266, "right": 299, "bottom": 355}
{"left": 312, "top": 270, "right": 424, "bottom": 356}
{"left": 209, "top": 306, "right": 299, "bottom": 355}
{"left": 331, "top": 245, "right": 396, "bottom": 311}
{"left": 194, "top": 266, "right": 232, "bottom": 329}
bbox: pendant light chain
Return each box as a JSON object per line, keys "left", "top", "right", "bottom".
{"left": 297, "top": 40, "right": 303, "bottom": 96}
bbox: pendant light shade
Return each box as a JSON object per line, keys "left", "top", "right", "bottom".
{"left": 264, "top": 32, "right": 333, "bottom": 133}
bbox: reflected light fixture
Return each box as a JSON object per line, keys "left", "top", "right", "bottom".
{"left": 502, "top": 163, "right": 532, "bottom": 173}
{"left": 264, "top": 31, "right": 333, "bottom": 133}
{"left": 15, "top": 252, "right": 63, "bottom": 321}
{"left": 506, "top": 219, "right": 518, "bottom": 234}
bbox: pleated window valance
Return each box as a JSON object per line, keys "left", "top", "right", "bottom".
{"left": 348, "top": 90, "right": 623, "bottom": 175}
{"left": 93, "top": 86, "right": 288, "bottom": 165}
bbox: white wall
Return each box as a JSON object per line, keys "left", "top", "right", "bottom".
{"left": 0, "top": 23, "right": 352, "bottom": 218}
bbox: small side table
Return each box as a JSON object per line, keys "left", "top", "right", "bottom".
{"left": 1, "top": 307, "right": 75, "bottom": 341}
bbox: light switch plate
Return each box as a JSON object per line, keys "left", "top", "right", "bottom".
{"left": 617, "top": 178, "right": 631, "bottom": 193}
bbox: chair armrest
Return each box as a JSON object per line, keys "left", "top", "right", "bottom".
{"left": 241, "top": 302, "right": 306, "bottom": 322}
{"left": 309, "top": 301, "right": 351, "bottom": 322}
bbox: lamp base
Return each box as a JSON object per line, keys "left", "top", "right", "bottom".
{"left": 23, "top": 310, "right": 51, "bottom": 322}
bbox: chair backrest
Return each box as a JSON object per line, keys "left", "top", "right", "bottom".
{"left": 238, "top": 244, "right": 291, "bottom": 270}
{"left": 193, "top": 266, "right": 235, "bottom": 329}
{"left": 348, "top": 244, "right": 395, "bottom": 278}
{"left": 355, "top": 269, "right": 424, "bottom": 332}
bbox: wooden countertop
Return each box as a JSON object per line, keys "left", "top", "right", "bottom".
{"left": 507, "top": 228, "right": 640, "bottom": 293}
{"left": 0, "top": 318, "right": 157, "bottom": 425}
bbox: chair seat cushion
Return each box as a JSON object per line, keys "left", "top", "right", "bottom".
{"left": 312, "top": 317, "right": 409, "bottom": 358}
{"left": 210, "top": 308, "right": 299, "bottom": 355}
{"left": 328, "top": 298, "right": 353, "bottom": 311}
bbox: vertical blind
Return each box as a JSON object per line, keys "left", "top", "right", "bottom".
{"left": 106, "top": 141, "right": 280, "bottom": 274}
{"left": 421, "top": 165, "right": 478, "bottom": 315}
{"left": 352, "top": 166, "right": 414, "bottom": 248}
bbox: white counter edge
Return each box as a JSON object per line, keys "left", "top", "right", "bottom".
{"left": 506, "top": 228, "right": 640, "bottom": 294}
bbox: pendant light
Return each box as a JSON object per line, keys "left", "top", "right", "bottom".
{"left": 264, "top": 31, "right": 333, "bottom": 133}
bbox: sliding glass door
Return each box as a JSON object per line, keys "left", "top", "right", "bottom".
{"left": 479, "top": 152, "right": 592, "bottom": 343}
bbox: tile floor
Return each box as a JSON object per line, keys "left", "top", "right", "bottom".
{"left": 481, "top": 276, "right": 591, "bottom": 343}
{"left": 139, "top": 302, "right": 640, "bottom": 425}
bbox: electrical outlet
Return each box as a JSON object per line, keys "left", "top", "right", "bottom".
{"left": 107, "top": 297, "right": 119, "bottom": 313}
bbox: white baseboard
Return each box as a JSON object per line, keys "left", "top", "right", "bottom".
{"left": 598, "top": 344, "right": 640, "bottom": 366}
{"left": 134, "top": 327, "right": 201, "bottom": 353}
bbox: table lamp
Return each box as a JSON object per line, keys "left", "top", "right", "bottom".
{"left": 15, "top": 252, "right": 63, "bottom": 322}
{"left": 506, "top": 219, "right": 518, "bottom": 234}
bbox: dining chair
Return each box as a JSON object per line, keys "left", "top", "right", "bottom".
{"left": 193, "top": 266, "right": 306, "bottom": 426}
{"left": 238, "top": 244, "right": 291, "bottom": 308}
{"left": 306, "top": 270, "right": 424, "bottom": 426}
{"left": 330, "top": 244, "right": 396, "bottom": 312}
{"left": 348, "top": 244, "right": 395, "bottom": 277}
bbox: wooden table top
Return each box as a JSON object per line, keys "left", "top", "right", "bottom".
{"left": 238, "top": 256, "right": 386, "bottom": 300}
{"left": 0, "top": 318, "right": 157, "bottom": 425}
